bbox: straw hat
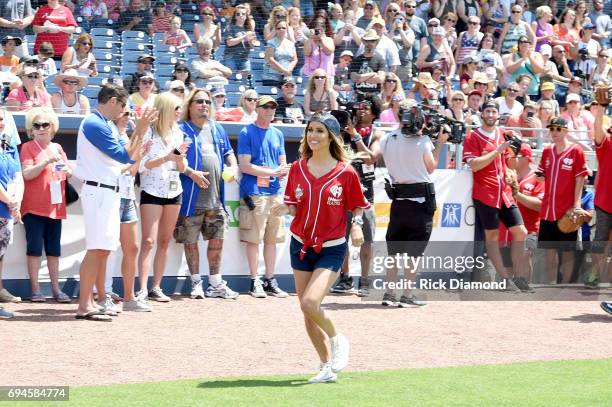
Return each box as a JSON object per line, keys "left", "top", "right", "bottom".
{"left": 413, "top": 72, "right": 440, "bottom": 89}
{"left": 54, "top": 69, "right": 88, "bottom": 89}
{"left": 469, "top": 71, "right": 496, "bottom": 94}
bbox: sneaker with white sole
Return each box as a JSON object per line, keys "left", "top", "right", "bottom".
{"left": 308, "top": 362, "right": 337, "bottom": 383}
{"left": 249, "top": 278, "right": 267, "bottom": 298}
{"left": 0, "top": 288, "right": 21, "bottom": 303}
{"left": 601, "top": 301, "right": 612, "bottom": 315}
{"left": 398, "top": 295, "right": 427, "bottom": 307}
{"left": 0, "top": 307, "right": 14, "bottom": 319}
{"left": 205, "top": 280, "right": 239, "bottom": 299}
{"left": 263, "top": 277, "right": 288, "bottom": 298}
{"left": 97, "top": 296, "right": 120, "bottom": 316}
{"left": 501, "top": 278, "right": 521, "bottom": 293}
{"left": 148, "top": 287, "right": 171, "bottom": 302}
{"left": 136, "top": 289, "right": 148, "bottom": 301}
{"left": 381, "top": 292, "right": 397, "bottom": 306}
{"left": 330, "top": 333, "right": 349, "bottom": 373}
{"left": 123, "top": 299, "right": 152, "bottom": 312}
{"left": 191, "top": 280, "right": 205, "bottom": 299}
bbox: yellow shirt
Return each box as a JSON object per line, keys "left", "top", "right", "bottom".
{"left": 0, "top": 55, "right": 19, "bottom": 73}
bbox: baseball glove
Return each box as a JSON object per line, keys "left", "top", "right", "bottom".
{"left": 594, "top": 83, "right": 612, "bottom": 107}
{"left": 557, "top": 208, "right": 593, "bottom": 234}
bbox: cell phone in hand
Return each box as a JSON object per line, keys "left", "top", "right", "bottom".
{"left": 173, "top": 147, "right": 182, "bottom": 155}
{"left": 527, "top": 111, "right": 534, "bottom": 118}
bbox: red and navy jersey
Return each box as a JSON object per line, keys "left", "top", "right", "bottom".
{"left": 537, "top": 143, "right": 588, "bottom": 221}
{"left": 463, "top": 127, "right": 515, "bottom": 209}
{"left": 284, "top": 159, "right": 370, "bottom": 250}
{"left": 595, "top": 136, "right": 612, "bottom": 214}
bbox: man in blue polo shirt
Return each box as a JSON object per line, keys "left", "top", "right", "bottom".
{"left": 238, "top": 95, "right": 290, "bottom": 298}
{"left": 73, "top": 84, "right": 150, "bottom": 321}
{"left": 175, "top": 88, "right": 240, "bottom": 300}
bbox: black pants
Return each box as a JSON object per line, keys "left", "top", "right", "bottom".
{"left": 386, "top": 199, "right": 433, "bottom": 257}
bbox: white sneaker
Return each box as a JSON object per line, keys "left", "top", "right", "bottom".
{"left": 308, "top": 362, "right": 337, "bottom": 383}
{"left": 148, "top": 287, "right": 171, "bottom": 302}
{"left": 97, "top": 295, "right": 120, "bottom": 316}
{"left": 205, "top": 280, "right": 239, "bottom": 299}
{"left": 330, "top": 334, "right": 350, "bottom": 373}
{"left": 123, "top": 299, "right": 152, "bottom": 312}
{"left": 249, "top": 278, "right": 267, "bottom": 298}
{"left": 136, "top": 289, "right": 148, "bottom": 301}
{"left": 191, "top": 280, "right": 205, "bottom": 299}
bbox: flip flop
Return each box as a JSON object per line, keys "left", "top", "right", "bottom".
{"left": 75, "top": 311, "right": 112, "bottom": 322}
{"left": 54, "top": 292, "right": 72, "bottom": 303}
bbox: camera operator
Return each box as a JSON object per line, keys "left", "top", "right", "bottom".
{"left": 462, "top": 100, "right": 530, "bottom": 292}
{"left": 331, "top": 97, "right": 382, "bottom": 296}
{"left": 378, "top": 101, "right": 448, "bottom": 307}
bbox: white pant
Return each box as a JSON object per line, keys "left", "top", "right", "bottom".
{"left": 81, "top": 183, "right": 121, "bottom": 251}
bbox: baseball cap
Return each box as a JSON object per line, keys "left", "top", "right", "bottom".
{"left": 547, "top": 117, "right": 568, "bottom": 129}
{"left": 540, "top": 44, "right": 552, "bottom": 57}
{"left": 566, "top": 93, "right": 581, "bottom": 103}
{"left": 468, "top": 89, "right": 483, "bottom": 98}
{"left": 518, "top": 142, "right": 533, "bottom": 162}
{"left": 281, "top": 76, "right": 296, "bottom": 85}
{"left": 481, "top": 100, "right": 499, "bottom": 111}
{"left": 21, "top": 66, "right": 40, "bottom": 76}
{"left": 569, "top": 77, "right": 583, "bottom": 85}
{"left": 541, "top": 82, "right": 555, "bottom": 91}
{"left": 308, "top": 113, "right": 341, "bottom": 140}
{"left": 1, "top": 36, "right": 22, "bottom": 46}
{"left": 340, "top": 50, "right": 354, "bottom": 58}
{"left": 211, "top": 85, "right": 226, "bottom": 96}
{"left": 137, "top": 54, "right": 155, "bottom": 63}
{"left": 256, "top": 95, "right": 278, "bottom": 108}
{"left": 428, "top": 17, "right": 441, "bottom": 25}
{"left": 432, "top": 26, "right": 446, "bottom": 36}
{"left": 19, "top": 55, "right": 39, "bottom": 64}
{"left": 583, "top": 22, "right": 595, "bottom": 30}
{"left": 168, "top": 79, "right": 185, "bottom": 90}
{"left": 138, "top": 71, "right": 155, "bottom": 80}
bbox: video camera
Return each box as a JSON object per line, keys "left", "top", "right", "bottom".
{"left": 399, "top": 103, "right": 466, "bottom": 144}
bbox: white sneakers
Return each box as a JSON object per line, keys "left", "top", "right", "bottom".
{"left": 308, "top": 362, "right": 337, "bottom": 383}
{"left": 330, "top": 334, "right": 350, "bottom": 373}
{"left": 191, "top": 280, "right": 205, "bottom": 299}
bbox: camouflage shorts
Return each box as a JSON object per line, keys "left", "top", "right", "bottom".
{"left": 174, "top": 208, "right": 227, "bottom": 244}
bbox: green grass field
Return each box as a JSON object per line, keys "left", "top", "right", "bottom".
{"left": 13, "top": 358, "right": 612, "bottom": 407}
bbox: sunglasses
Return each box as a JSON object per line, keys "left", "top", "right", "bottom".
{"left": 277, "top": 26, "right": 287, "bottom": 30}
{"left": 512, "top": 10, "right": 522, "bottom": 13}
{"left": 261, "top": 104, "right": 277, "bottom": 110}
{"left": 519, "top": 40, "right": 531, "bottom": 44}
{"left": 235, "top": 12, "right": 246, "bottom": 16}
{"left": 202, "top": 12, "right": 213, "bottom": 16}
{"left": 276, "top": 14, "right": 287, "bottom": 18}
{"left": 63, "top": 79, "right": 79, "bottom": 85}
{"left": 405, "top": 5, "right": 416, "bottom": 8}
{"left": 548, "top": 126, "right": 566, "bottom": 132}
{"left": 32, "top": 122, "right": 51, "bottom": 130}
{"left": 26, "top": 74, "right": 39, "bottom": 79}
{"left": 172, "top": 87, "right": 185, "bottom": 93}
{"left": 245, "top": 97, "right": 257, "bottom": 102}
{"left": 79, "top": 42, "right": 92, "bottom": 46}
{"left": 385, "top": 79, "right": 397, "bottom": 83}
{"left": 388, "top": 9, "right": 399, "bottom": 13}
{"left": 140, "top": 79, "right": 154, "bottom": 84}
{"left": 283, "top": 83, "right": 296, "bottom": 87}
{"left": 193, "top": 98, "right": 211, "bottom": 105}
{"left": 452, "top": 98, "right": 464, "bottom": 102}
{"left": 468, "top": 21, "right": 479, "bottom": 25}
{"left": 313, "top": 76, "right": 326, "bottom": 79}
{"left": 428, "top": 23, "right": 439, "bottom": 27}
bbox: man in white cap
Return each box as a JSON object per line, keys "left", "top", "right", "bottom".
{"left": 356, "top": 0, "right": 376, "bottom": 30}
{"left": 356, "top": 17, "right": 400, "bottom": 73}
{"left": 349, "top": 29, "right": 385, "bottom": 99}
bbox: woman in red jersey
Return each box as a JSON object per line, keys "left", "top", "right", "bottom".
{"left": 271, "top": 113, "right": 370, "bottom": 383}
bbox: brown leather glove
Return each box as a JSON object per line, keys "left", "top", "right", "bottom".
{"left": 594, "top": 83, "right": 612, "bottom": 107}
{"left": 557, "top": 208, "right": 593, "bottom": 234}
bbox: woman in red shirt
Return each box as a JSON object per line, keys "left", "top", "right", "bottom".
{"left": 6, "top": 67, "right": 52, "bottom": 112}
{"left": 271, "top": 113, "right": 370, "bottom": 383}
{"left": 32, "top": 0, "right": 77, "bottom": 58}
{"left": 20, "top": 107, "right": 72, "bottom": 303}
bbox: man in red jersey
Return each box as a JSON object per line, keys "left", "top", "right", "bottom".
{"left": 589, "top": 104, "right": 612, "bottom": 289}
{"left": 536, "top": 117, "right": 589, "bottom": 284}
{"left": 463, "top": 100, "right": 528, "bottom": 292}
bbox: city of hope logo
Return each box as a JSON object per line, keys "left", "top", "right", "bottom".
{"left": 441, "top": 203, "right": 462, "bottom": 228}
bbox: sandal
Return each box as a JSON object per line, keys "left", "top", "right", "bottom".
{"left": 54, "top": 292, "right": 71, "bottom": 303}
{"left": 30, "top": 292, "right": 46, "bottom": 302}
{"left": 75, "top": 311, "right": 112, "bottom": 322}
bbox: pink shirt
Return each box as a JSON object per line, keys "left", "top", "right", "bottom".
{"left": 302, "top": 44, "right": 335, "bottom": 78}
{"left": 379, "top": 108, "right": 399, "bottom": 128}
{"left": 6, "top": 87, "right": 53, "bottom": 111}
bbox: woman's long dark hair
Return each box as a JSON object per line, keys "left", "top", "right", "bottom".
{"left": 171, "top": 61, "right": 194, "bottom": 88}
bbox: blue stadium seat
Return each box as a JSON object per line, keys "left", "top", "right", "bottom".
{"left": 152, "top": 32, "right": 166, "bottom": 45}
{"left": 181, "top": 14, "right": 201, "bottom": 33}
{"left": 82, "top": 86, "right": 101, "bottom": 99}
{"left": 226, "top": 93, "right": 242, "bottom": 107}
{"left": 153, "top": 44, "right": 178, "bottom": 54}
{"left": 255, "top": 85, "right": 279, "bottom": 96}
{"left": 122, "top": 31, "right": 149, "bottom": 42}
{"left": 225, "top": 83, "right": 247, "bottom": 93}
{"left": 87, "top": 76, "right": 107, "bottom": 86}
{"left": 123, "top": 40, "right": 148, "bottom": 52}
{"left": 92, "top": 49, "right": 114, "bottom": 61}
{"left": 154, "top": 54, "right": 179, "bottom": 66}
{"left": 155, "top": 65, "right": 175, "bottom": 77}
{"left": 91, "top": 27, "right": 117, "bottom": 39}
{"left": 180, "top": 3, "right": 199, "bottom": 13}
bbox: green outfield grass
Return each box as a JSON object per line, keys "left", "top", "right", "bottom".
{"left": 14, "top": 358, "right": 612, "bottom": 407}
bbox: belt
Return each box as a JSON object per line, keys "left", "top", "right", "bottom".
{"left": 84, "top": 180, "right": 119, "bottom": 192}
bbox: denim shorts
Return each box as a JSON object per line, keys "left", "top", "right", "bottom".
{"left": 289, "top": 237, "right": 347, "bottom": 273}
{"left": 225, "top": 58, "right": 251, "bottom": 72}
{"left": 119, "top": 198, "right": 138, "bottom": 224}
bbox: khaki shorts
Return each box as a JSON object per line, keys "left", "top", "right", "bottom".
{"left": 174, "top": 208, "right": 227, "bottom": 244}
{"left": 239, "top": 195, "right": 285, "bottom": 244}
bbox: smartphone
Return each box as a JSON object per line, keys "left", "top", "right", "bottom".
{"left": 173, "top": 147, "right": 181, "bottom": 155}
{"left": 527, "top": 111, "right": 534, "bottom": 118}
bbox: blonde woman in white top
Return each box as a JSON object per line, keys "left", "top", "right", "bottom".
{"left": 137, "top": 92, "right": 187, "bottom": 303}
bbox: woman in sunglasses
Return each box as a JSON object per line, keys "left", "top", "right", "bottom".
{"left": 263, "top": 19, "right": 297, "bottom": 87}
{"left": 171, "top": 61, "right": 195, "bottom": 93}
{"left": 588, "top": 52, "right": 612, "bottom": 87}
{"left": 263, "top": 5, "right": 288, "bottom": 42}
{"left": 497, "top": 4, "right": 536, "bottom": 55}
{"left": 238, "top": 89, "right": 259, "bottom": 123}
{"left": 194, "top": 6, "right": 221, "bottom": 48}
{"left": 138, "top": 92, "right": 188, "bottom": 303}
{"left": 60, "top": 33, "right": 97, "bottom": 77}
{"left": 6, "top": 66, "right": 52, "bottom": 112}
{"left": 50, "top": 69, "right": 90, "bottom": 115}
{"left": 223, "top": 4, "right": 258, "bottom": 76}
{"left": 128, "top": 71, "right": 158, "bottom": 114}
{"left": 304, "top": 69, "right": 338, "bottom": 116}
{"left": 19, "top": 107, "right": 72, "bottom": 304}
{"left": 455, "top": 16, "right": 483, "bottom": 65}
{"left": 379, "top": 72, "right": 405, "bottom": 110}
{"left": 503, "top": 36, "right": 545, "bottom": 99}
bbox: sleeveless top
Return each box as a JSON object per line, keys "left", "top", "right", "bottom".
{"left": 425, "top": 39, "right": 450, "bottom": 75}
{"left": 70, "top": 47, "right": 94, "bottom": 77}
{"left": 263, "top": 37, "right": 296, "bottom": 82}
{"left": 489, "top": 3, "right": 505, "bottom": 34}
{"left": 457, "top": 31, "right": 481, "bottom": 64}
{"left": 309, "top": 90, "right": 333, "bottom": 113}
{"left": 501, "top": 23, "right": 527, "bottom": 54}
{"left": 56, "top": 90, "right": 81, "bottom": 114}
{"left": 509, "top": 56, "right": 540, "bottom": 96}
{"left": 534, "top": 21, "right": 553, "bottom": 52}
{"left": 302, "top": 43, "right": 335, "bottom": 78}
{"left": 457, "top": 0, "right": 480, "bottom": 32}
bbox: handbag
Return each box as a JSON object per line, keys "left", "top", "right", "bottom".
{"left": 65, "top": 181, "right": 79, "bottom": 206}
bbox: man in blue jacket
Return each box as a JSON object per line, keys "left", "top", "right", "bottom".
{"left": 175, "top": 88, "right": 239, "bottom": 300}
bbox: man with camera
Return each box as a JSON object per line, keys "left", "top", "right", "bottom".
{"left": 378, "top": 101, "right": 448, "bottom": 307}
{"left": 331, "top": 97, "right": 382, "bottom": 296}
{"left": 463, "top": 100, "right": 529, "bottom": 292}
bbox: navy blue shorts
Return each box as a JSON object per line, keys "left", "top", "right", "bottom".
{"left": 23, "top": 213, "right": 62, "bottom": 257}
{"left": 290, "top": 237, "right": 347, "bottom": 273}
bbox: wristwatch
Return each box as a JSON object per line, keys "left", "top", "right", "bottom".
{"left": 352, "top": 216, "right": 364, "bottom": 226}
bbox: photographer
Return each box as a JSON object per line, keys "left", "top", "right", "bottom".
{"left": 572, "top": 23, "right": 600, "bottom": 80}
{"left": 463, "top": 100, "right": 530, "bottom": 292}
{"left": 331, "top": 97, "right": 382, "bottom": 296}
{"left": 378, "top": 101, "right": 448, "bottom": 307}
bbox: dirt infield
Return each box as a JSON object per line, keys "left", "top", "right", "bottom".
{"left": 2, "top": 295, "right": 611, "bottom": 386}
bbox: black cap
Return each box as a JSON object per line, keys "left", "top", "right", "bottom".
{"left": 481, "top": 100, "right": 499, "bottom": 112}
{"left": 281, "top": 76, "right": 296, "bottom": 86}
{"left": 547, "top": 117, "right": 568, "bottom": 129}
{"left": 1, "top": 36, "right": 23, "bottom": 46}
{"left": 137, "top": 54, "right": 155, "bottom": 63}
{"left": 19, "top": 55, "right": 39, "bottom": 64}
